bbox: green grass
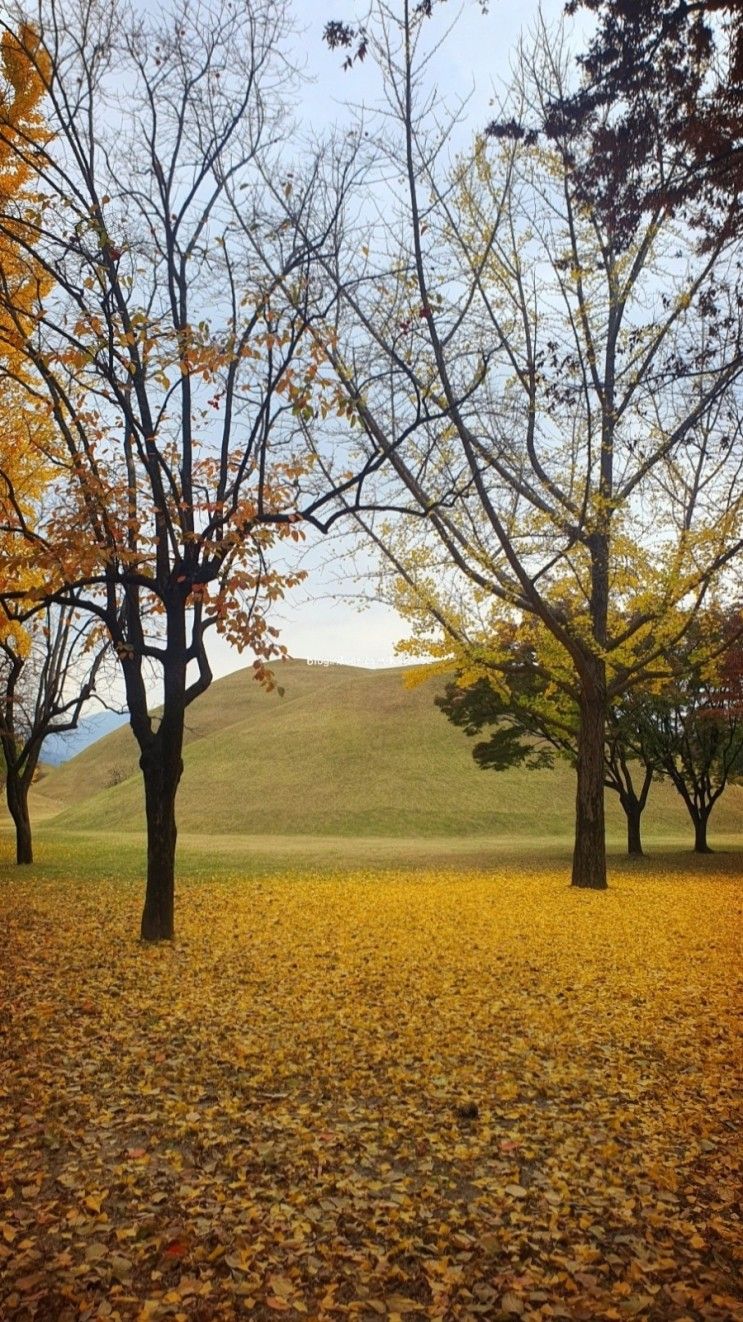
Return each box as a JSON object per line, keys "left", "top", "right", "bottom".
{"left": 29, "top": 660, "right": 743, "bottom": 845}
{"left": 4, "top": 826, "right": 741, "bottom": 893}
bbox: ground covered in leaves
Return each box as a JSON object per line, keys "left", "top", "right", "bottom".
{"left": 1, "top": 859, "right": 741, "bottom": 1321}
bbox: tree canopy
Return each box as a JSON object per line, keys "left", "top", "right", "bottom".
{"left": 544, "top": 0, "right": 743, "bottom": 247}
{"left": 302, "top": 4, "right": 743, "bottom": 888}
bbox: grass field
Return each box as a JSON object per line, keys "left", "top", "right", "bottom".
{"left": 1, "top": 839, "right": 741, "bottom": 1321}
{"left": 8, "top": 824, "right": 743, "bottom": 886}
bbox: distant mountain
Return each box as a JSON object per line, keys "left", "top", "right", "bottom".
{"left": 34, "top": 660, "right": 743, "bottom": 844}
{"left": 41, "top": 709, "right": 129, "bottom": 766}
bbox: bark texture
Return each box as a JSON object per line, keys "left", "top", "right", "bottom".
{"left": 6, "top": 772, "right": 33, "bottom": 865}
{"left": 624, "top": 798, "right": 644, "bottom": 856}
{"left": 572, "top": 663, "right": 608, "bottom": 889}
{"left": 693, "top": 813, "right": 713, "bottom": 854}
{"left": 140, "top": 740, "right": 183, "bottom": 941}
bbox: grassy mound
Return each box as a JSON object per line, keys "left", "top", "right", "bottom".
{"left": 33, "top": 661, "right": 743, "bottom": 844}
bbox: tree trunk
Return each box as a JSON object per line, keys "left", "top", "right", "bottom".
{"left": 664, "top": 762, "right": 715, "bottom": 855}
{"left": 122, "top": 596, "right": 191, "bottom": 942}
{"left": 624, "top": 798, "right": 644, "bottom": 856}
{"left": 693, "top": 812, "right": 713, "bottom": 854}
{"left": 139, "top": 734, "right": 183, "bottom": 941}
{"left": 6, "top": 771, "right": 32, "bottom": 865}
{"left": 572, "top": 663, "right": 608, "bottom": 889}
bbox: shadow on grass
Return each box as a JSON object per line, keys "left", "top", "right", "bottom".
{"left": 1, "top": 825, "right": 740, "bottom": 888}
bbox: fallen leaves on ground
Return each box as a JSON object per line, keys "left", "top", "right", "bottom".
{"left": 0, "top": 860, "right": 741, "bottom": 1320}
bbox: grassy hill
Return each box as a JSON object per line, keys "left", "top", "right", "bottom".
{"left": 32, "top": 659, "right": 743, "bottom": 843}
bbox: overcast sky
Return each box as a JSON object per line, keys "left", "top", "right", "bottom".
{"left": 207, "top": 0, "right": 584, "bottom": 677}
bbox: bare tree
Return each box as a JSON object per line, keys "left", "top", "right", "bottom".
{"left": 0, "top": 0, "right": 387, "bottom": 938}
{"left": 0, "top": 600, "right": 109, "bottom": 863}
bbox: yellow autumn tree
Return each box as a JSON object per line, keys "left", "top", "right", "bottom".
{"left": 303, "top": 13, "right": 743, "bottom": 889}
{"left": 0, "top": 20, "right": 54, "bottom": 597}
{"left": 0, "top": 22, "right": 86, "bottom": 869}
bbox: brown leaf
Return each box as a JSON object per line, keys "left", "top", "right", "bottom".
{"left": 619, "top": 1297, "right": 655, "bottom": 1317}
{"left": 15, "top": 1274, "right": 43, "bottom": 1293}
{"left": 385, "top": 1297, "right": 423, "bottom": 1313}
{"left": 267, "top": 1275, "right": 294, "bottom": 1298}
{"left": 500, "top": 1292, "right": 525, "bottom": 1317}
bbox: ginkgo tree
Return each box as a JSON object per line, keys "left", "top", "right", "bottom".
{"left": 0, "top": 17, "right": 76, "bottom": 865}
{"left": 302, "top": 5, "right": 743, "bottom": 888}
{"left": 0, "top": 0, "right": 387, "bottom": 940}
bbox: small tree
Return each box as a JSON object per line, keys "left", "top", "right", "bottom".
{"left": 635, "top": 608, "right": 743, "bottom": 853}
{"left": 602, "top": 699, "right": 657, "bottom": 857}
{"left": 0, "top": 600, "right": 109, "bottom": 862}
{"left": 436, "top": 664, "right": 659, "bottom": 857}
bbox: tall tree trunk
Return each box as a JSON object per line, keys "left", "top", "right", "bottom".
{"left": 122, "top": 595, "right": 190, "bottom": 942}
{"left": 663, "top": 760, "right": 715, "bottom": 855}
{"left": 6, "top": 770, "right": 32, "bottom": 865}
{"left": 572, "top": 661, "right": 608, "bottom": 889}
{"left": 693, "top": 810, "right": 713, "bottom": 854}
{"left": 623, "top": 796, "right": 644, "bottom": 856}
{"left": 140, "top": 733, "right": 183, "bottom": 940}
